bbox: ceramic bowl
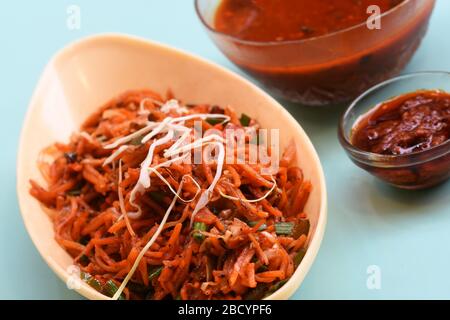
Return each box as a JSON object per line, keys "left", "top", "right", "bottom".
{"left": 17, "top": 34, "right": 327, "bottom": 300}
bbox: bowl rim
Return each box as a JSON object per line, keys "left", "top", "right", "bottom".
{"left": 338, "top": 71, "right": 450, "bottom": 166}
{"left": 16, "top": 32, "right": 327, "bottom": 300}
{"left": 194, "top": 0, "right": 415, "bottom": 46}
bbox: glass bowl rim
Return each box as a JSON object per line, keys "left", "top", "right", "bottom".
{"left": 194, "top": 0, "right": 415, "bottom": 47}
{"left": 338, "top": 71, "right": 450, "bottom": 166}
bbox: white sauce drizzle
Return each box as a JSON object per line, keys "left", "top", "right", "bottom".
{"left": 103, "top": 145, "right": 129, "bottom": 166}
{"left": 190, "top": 141, "right": 225, "bottom": 226}
{"left": 101, "top": 99, "right": 231, "bottom": 223}
{"left": 103, "top": 123, "right": 158, "bottom": 149}
{"left": 160, "top": 99, "right": 188, "bottom": 114}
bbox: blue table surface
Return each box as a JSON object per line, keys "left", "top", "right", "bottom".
{"left": 1, "top": 0, "right": 449, "bottom": 300}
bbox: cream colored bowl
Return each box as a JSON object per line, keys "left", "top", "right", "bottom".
{"left": 17, "top": 34, "right": 327, "bottom": 300}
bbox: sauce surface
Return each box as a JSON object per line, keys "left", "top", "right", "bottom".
{"left": 351, "top": 90, "right": 450, "bottom": 155}
{"left": 215, "top": 0, "right": 404, "bottom": 42}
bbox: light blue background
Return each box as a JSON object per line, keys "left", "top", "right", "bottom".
{"left": 1, "top": 0, "right": 449, "bottom": 299}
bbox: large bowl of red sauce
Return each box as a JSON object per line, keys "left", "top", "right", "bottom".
{"left": 195, "top": 0, "right": 436, "bottom": 107}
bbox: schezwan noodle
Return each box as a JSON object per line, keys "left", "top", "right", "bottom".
{"left": 30, "top": 89, "right": 312, "bottom": 300}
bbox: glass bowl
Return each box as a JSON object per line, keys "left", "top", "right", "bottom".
{"left": 339, "top": 72, "right": 450, "bottom": 190}
{"left": 195, "top": 0, "right": 435, "bottom": 107}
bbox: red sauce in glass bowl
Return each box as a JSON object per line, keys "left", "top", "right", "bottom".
{"left": 351, "top": 90, "right": 450, "bottom": 155}
{"left": 215, "top": 0, "right": 403, "bottom": 42}
{"left": 208, "top": 0, "right": 435, "bottom": 106}
{"left": 342, "top": 89, "right": 450, "bottom": 189}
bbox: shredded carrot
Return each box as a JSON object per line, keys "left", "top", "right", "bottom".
{"left": 108, "top": 219, "right": 127, "bottom": 234}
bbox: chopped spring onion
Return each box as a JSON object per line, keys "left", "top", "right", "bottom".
{"left": 80, "top": 271, "right": 90, "bottom": 281}
{"left": 247, "top": 221, "right": 267, "bottom": 231}
{"left": 104, "top": 280, "right": 126, "bottom": 300}
{"left": 206, "top": 117, "right": 226, "bottom": 125}
{"left": 274, "top": 222, "right": 295, "bottom": 236}
{"left": 275, "top": 220, "right": 310, "bottom": 238}
{"left": 148, "top": 266, "right": 163, "bottom": 281}
{"left": 80, "top": 272, "right": 103, "bottom": 292}
{"left": 239, "top": 113, "right": 251, "bottom": 126}
{"left": 193, "top": 222, "right": 207, "bottom": 241}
